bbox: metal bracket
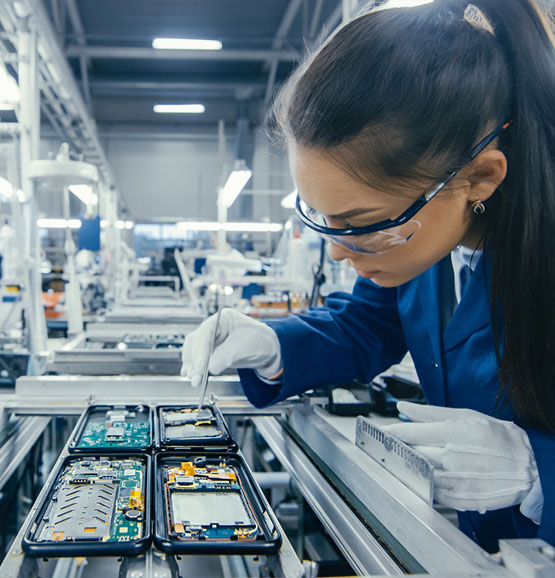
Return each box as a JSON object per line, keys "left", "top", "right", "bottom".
{"left": 355, "top": 416, "right": 434, "bottom": 504}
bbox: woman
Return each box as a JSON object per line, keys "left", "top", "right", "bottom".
{"left": 182, "top": 0, "right": 555, "bottom": 553}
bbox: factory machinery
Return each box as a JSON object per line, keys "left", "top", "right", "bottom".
{"left": 46, "top": 323, "right": 197, "bottom": 376}
{"left": 0, "top": 375, "right": 553, "bottom": 578}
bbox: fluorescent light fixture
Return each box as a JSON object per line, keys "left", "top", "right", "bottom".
{"left": 0, "top": 63, "right": 20, "bottom": 106}
{"left": 220, "top": 167, "right": 252, "bottom": 208}
{"left": 68, "top": 184, "right": 98, "bottom": 206}
{"left": 177, "top": 221, "right": 282, "bottom": 233}
{"left": 152, "top": 38, "right": 222, "bottom": 50}
{"left": 0, "top": 104, "right": 15, "bottom": 111}
{"left": 281, "top": 190, "right": 297, "bottom": 209}
{"left": 153, "top": 104, "right": 205, "bottom": 114}
{"left": 176, "top": 221, "right": 221, "bottom": 232}
{"left": 224, "top": 222, "right": 282, "bottom": 232}
{"left": 37, "top": 218, "right": 82, "bottom": 229}
{"left": 0, "top": 176, "right": 13, "bottom": 199}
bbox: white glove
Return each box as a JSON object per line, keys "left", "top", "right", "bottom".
{"left": 382, "top": 402, "right": 538, "bottom": 514}
{"left": 181, "top": 308, "right": 282, "bottom": 388}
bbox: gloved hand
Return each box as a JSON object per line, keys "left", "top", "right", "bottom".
{"left": 181, "top": 308, "right": 282, "bottom": 388}
{"left": 382, "top": 402, "right": 538, "bottom": 514}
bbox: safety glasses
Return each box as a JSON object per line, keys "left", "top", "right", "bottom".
{"left": 295, "top": 121, "right": 511, "bottom": 254}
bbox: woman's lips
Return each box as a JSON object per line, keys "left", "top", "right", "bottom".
{"left": 355, "top": 268, "right": 381, "bottom": 279}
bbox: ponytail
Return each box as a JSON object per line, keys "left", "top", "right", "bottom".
{"left": 469, "top": 0, "right": 555, "bottom": 432}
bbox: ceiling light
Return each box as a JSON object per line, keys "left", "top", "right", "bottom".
{"left": 153, "top": 104, "right": 205, "bottom": 114}
{"left": 224, "top": 222, "right": 282, "bottom": 232}
{"left": 281, "top": 190, "right": 297, "bottom": 209}
{"left": 115, "top": 220, "right": 125, "bottom": 230}
{"left": 152, "top": 38, "right": 222, "bottom": 50}
{"left": 124, "top": 220, "right": 134, "bottom": 230}
{"left": 176, "top": 221, "right": 282, "bottom": 233}
{"left": 176, "top": 221, "right": 221, "bottom": 232}
{"left": 68, "top": 184, "right": 98, "bottom": 206}
{"left": 220, "top": 166, "right": 252, "bottom": 208}
{"left": 37, "top": 218, "right": 82, "bottom": 229}
{"left": 0, "top": 177, "right": 14, "bottom": 199}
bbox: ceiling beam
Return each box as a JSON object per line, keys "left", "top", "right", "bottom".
{"left": 22, "top": 0, "right": 114, "bottom": 186}
{"left": 309, "top": 0, "right": 325, "bottom": 40}
{"left": 264, "top": 0, "right": 304, "bottom": 107}
{"left": 64, "top": 0, "right": 91, "bottom": 106}
{"left": 89, "top": 79, "right": 266, "bottom": 98}
{"left": 309, "top": 0, "right": 372, "bottom": 50}
{"left": 65, "top": 45, "right": 300, "bottom": 62}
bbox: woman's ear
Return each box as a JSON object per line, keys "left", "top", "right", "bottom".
{"left": 464, "top": 149, "right": 507, "bottom": 202}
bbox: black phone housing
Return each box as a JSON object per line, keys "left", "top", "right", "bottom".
{"left": 156, "top": 404, "right": 237, "bottom": 452}
{"left": 68, "top": 404, "right": 153, "bottom": 454}
{"left": 23, "top": 453, "right": 152, "bottom": 557}
{"left": 154, "top": 452, "right": 281, "bottom": 554}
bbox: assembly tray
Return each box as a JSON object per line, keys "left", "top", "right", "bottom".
{"left": 155, "top": 404, "right": 237, "bottom": 452}
{"left": 68, "top": 404, "right": 153, "bottom": 454}
{"left": 23, "top": 453, "right": 152, "bottom": 557}
{"left": 154, "top": 452, "right": 281, "bottom": 554}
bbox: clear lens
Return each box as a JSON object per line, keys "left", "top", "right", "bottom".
{"left": 297, "top": 198, "right": 422, "bottom": 254}
{"left": 324, "top": 220, "right": 421, "bottom": 254}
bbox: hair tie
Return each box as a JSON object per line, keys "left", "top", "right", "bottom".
{"left": 463, "top": 3, "right": 495, "bottom": 36}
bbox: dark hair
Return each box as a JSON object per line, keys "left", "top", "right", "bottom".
{"left": 269, "top": 0, "right": 555, "bottom": 433}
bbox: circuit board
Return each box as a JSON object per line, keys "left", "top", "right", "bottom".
{"left": 33, "top": 456, "right": 146, "bottom": 545}
{"left": 76, "top": 406, "right": 151, "bottom": 449}
{"left": 160, "top": 406, "right": 225, "bottom": 441}
{"left": 163, "top": 457, "right": 262, "bottom": 542}
{"left": 110, "top": 334, "right": 186, "bottom": 350}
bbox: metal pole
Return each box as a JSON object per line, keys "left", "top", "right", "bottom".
{"left": 19, "top": 23, "right": 48, "bottom": 372}
{"left": 217, "top": 119, "right": 227, "bottom": 254}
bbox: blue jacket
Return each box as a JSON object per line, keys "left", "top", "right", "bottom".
{"left": 238, "top": 255, "right": 555, "bottom": 552}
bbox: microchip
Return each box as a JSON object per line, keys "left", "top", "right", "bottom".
{"left": 106, "top": 428, "right": 124, "bottom": 440}
{"left": 74, "top": 469, "right": 97, "bottom": 478}
{"left": 175, "top": 476, "right": 194, "bottom": 485}
{"left": 99, "top": 473, "right": 117, "bottom": 480}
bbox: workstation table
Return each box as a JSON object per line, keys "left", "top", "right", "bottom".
{"left": 0, "top": 375, "right": 552, "bottom": 578}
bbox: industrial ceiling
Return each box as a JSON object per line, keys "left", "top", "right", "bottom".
{"left": 44, "top": 0, "right": 344, "bottom": 129}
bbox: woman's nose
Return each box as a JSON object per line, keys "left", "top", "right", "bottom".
{"left": 327, "top": 240, "right": 350, "bottom": 262}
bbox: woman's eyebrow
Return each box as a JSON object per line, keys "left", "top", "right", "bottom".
{"left": 326, "top": 207, "right": 381, "bottom": 220}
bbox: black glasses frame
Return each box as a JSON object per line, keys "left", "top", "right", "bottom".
{"left": 295, "top": 121, "right": 511, "bottom": 237}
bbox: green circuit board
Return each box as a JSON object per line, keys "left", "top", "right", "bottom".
{"left": 77, "top": 407, "right": 150, "bottom": 449}
{"left": 163, "top": 458, "right": 262, "bottom": 542}
{"left": 34, "top": 456, "right": 146, "bottom": 544}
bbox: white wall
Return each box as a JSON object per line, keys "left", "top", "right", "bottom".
{"left": 102, "top": 131, "right": 226, "bottom": 222}
{"left": 38, "top": 126, "right": 295, "bottom": 224}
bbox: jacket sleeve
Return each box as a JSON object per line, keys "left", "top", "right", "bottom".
{"left": 238, "top": 277, "right": 408, "bottom": 408}
{"left": 525, "top": 428, "right": 555, "bottom": 545}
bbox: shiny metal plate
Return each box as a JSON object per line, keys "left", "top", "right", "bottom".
{"left": 356, "top": 416, "right": 434, "bottom": 504}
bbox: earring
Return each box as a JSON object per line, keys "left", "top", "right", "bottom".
{"left": 472, "top": 200, "right": 486, "bottom": 215}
